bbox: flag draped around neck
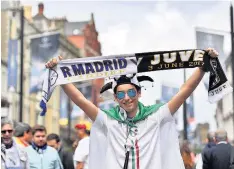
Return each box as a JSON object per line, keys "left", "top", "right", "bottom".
{"left": 40, "top": 49, "right": 232, "bottom": 116}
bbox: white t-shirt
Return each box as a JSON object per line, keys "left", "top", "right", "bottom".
{"left": 74, "top": 137, "right": 90, "bottom": 169}
{"left": 89, "top": 104, "right": 185, "bottom": 169}
{"left": 195, "top": 153, "right": 203, "bottom": 169}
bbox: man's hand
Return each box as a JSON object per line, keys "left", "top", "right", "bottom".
{"left": 45, "top": 55, "right": 98, "bottom": 121}
{"left": 201, "top": 48, "right": 219, "bottom": 72}
{"left": 168, "top": 48, "right": 218, "bottom": 114}
{"left": 205, "top": 48, "right": 219, "bottom": 58}
{"left": 76, "top": 162, "right": 84, "bottom": 169}
{"left": 45, "top": 56, "right": 63, "bottom": 68}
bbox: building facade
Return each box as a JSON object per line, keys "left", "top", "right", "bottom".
{"left": 1, "top": 2, "right": 112, "bottom": 137}
{"left": 1, "top": 1, "right": 21, "bottom": 120}
{"left": 64, "top": 12, "right": 104, "bottom": 107}
{"left": 1, "top": 2, "right": 83, "bottom": 135}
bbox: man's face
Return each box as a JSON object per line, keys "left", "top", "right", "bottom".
{"left": 1, "top": 124, "right": 13, "bottom": 145}
{"left": 47, "top": 139, "right": 60, "bottom": 150}
{"left": 32, "top": 131, "right": 46, "bottom": 147}
{"left": 76, "top": 129, "right": 85, "bottom": 139}
{"left": 115, "top": 84, "right": 140, "bottom": 114}
{"left": 25, "top": 131, "right": 32, "bottom": 143}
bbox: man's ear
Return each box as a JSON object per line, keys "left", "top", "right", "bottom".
{"left": 12, "top": 129, "right": 15, "bottom": 136}
{"left": 214, "top": 137, "right": 217, "bottom": 143}
{"left": 114, "top": 94, "right": 117, "bottom": 101}
{"left": 138, "top": 90, "right": 141, "bottom": 98}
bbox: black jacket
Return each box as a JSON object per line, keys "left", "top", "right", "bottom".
{"left": 203, "top": 142, "right": 232, "bottom": 169}
{"left": 202, "top": 142, "right": 216, "bottom": 162}
{"left": 58, "top": 146, "right": 75, "bottom": 169}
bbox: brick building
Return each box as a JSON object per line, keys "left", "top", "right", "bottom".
{"left": 33, "top": 3, "right": 104, "bottom": 107}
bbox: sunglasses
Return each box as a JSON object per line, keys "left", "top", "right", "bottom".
{"left": 116, "top": 89, "right": 137, "bottom": 100}
{"left": 1, "top": 130, "right": 13, "bottom": 134}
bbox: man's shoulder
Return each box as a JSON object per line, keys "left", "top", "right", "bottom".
{"left": 146, "top": 103, "right": 170, "bottom": 118}
{"left": 24, "top": 145, "right": 33, "bottom": 151}
{"left": 79, "top": 137, "right": 90, "bottom": 145}
{"left": 208, "top": 143, "right": 232, "bottom": 159}
{"left": 215, "top": 143, "right": 231, "bottom": 150}
{"left": 47, "top": 146, "right": 58, "bottom": 153}
{"left": 14, "top": 143, "right": 28, "bottom": 158}
{"left": 148, "top": 103, "right": 167, "bottom": 113}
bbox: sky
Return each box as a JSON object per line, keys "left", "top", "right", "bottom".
{"left": 21, "top": 0, "right": 232, "bottom": 131}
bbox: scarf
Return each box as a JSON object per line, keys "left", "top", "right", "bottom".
{"left": 40, "top": 49, "right": 232, "bottom": 116}
{"left": 31, "top": 142, "right": 47, "bottom": 154}
{"left": 102, "top": 102, "right": 164, "bottom": 124}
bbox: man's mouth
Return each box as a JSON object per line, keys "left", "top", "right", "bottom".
{"left": 3, "top": 137, "right": 11, "bottom": 142}
{"left": 38, "top": 141, "right": 45, "bottom": 145}
{"left": 123, "top": 102, "right": 132, "bottom": 106}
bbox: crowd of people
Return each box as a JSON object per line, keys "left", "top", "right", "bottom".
{"left": 1, "top": 118, "right": 234, "bottom": 169}
{"left": 1, "top": 119, "right": 90, "bottom": 169}
{"left": 180, "top": 130, "right": 234, "bottom": 169}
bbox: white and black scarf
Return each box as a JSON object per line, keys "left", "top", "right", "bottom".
{"left": 40, "top": 49, "right": 232, "bottom": 115}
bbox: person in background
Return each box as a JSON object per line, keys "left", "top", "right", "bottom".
{"left": 1, "top": 119, "right": 29, "bottom": 169}
{"left": 180, "top": 140, "right": 194, "bottom": 169}
{"left": 14, "top": 122, "right": 32, "bottom": 148}
{"left": 196, "top": 132, "right": 216, "bottom": 169}
{"left": 74, "top": 122, "right": 91, "bottom": 169}
{"left": 203, "top": 129, "right": 234, "bottom": 169}
{"left": 72, "top": 139, "right": 79, "bottom": 168}
{"left": 72, "top": 139, "right": 79, "bottom": 152}
{"left": 47, "top": 133, "right": 75, "bottom": 169}
{"left": 25, "top": 125, "right": 63, "bottom": 169}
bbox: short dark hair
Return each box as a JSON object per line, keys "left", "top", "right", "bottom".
{"left": 47, "top": 133, "right": 60, "bottom": 143}
{"left": 207, "top": 132, "right": 215, "bottom": 142}
{"left": 32, "top": 125, "right": 47, "bottom": 135}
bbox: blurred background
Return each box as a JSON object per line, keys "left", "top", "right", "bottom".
{"left": 1, "top": 0, "right": 234, "bottom": 153}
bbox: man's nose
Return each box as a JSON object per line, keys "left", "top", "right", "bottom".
{"left": 5, "top": 132, "right": 10, "bottom": 136}
{"left": 124, "top": 93, "right": 130, "bottom": 100}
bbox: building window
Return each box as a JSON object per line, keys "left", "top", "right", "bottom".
{"left": 73, "top": 29, "right": 80, "bottom": 35}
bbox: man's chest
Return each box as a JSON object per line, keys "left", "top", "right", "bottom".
{"left": 107, "top": 118, "right": 160, "bottom": 147}
{"left": 29, "top": 150, "right": 58, "bottom": 168}
{"left": 5, "top": 148, "right": 21, "bottom": 168}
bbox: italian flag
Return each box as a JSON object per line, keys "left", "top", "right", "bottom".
{"left": 131, "top": 140, "right": 140, "bottom": 169}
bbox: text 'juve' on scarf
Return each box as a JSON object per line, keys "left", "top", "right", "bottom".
{"left": 40, "top": 49, "right": 232, "bottom": 116}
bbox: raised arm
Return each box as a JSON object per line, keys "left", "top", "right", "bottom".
{"left": 168, "top": 48, "right": 219, "bottom": 115}
{"left": 45, "top": 56, "right": 98, "bottom": 121}
{"left": 62, "top": 84, "right": 98, "bottom": 121}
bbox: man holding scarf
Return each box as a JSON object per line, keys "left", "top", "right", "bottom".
{"left": 45, "top": 48, "right": 218, "bottom": 169}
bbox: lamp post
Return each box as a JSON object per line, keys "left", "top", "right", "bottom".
{"left": 19, "top": 7, "right": 24, "bottom": 122}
